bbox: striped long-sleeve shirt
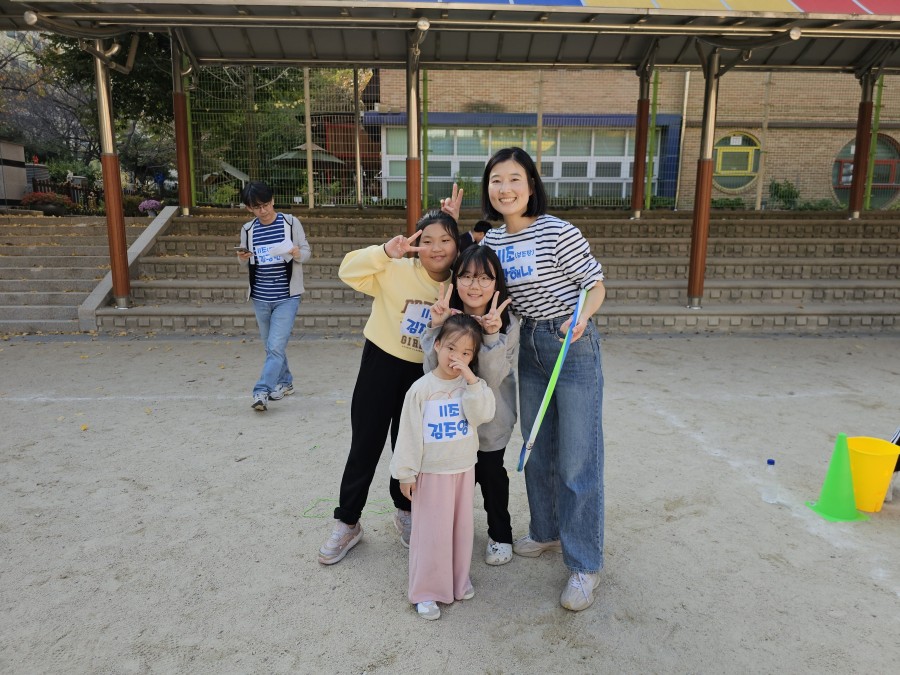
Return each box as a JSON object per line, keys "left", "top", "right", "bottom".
{"left": 482, "top": 214, "right": 604, "bottom": 320}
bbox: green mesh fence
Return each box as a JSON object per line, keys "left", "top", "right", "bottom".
{"left": 189, "top": 66, "right": 372, "bottom": 207}
{"left": 189, "top": 67, "right": 900, "bottom": 211}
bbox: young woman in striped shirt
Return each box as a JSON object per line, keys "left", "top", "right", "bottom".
{"left": 479, "top": 146, "right": 607, "bottom": 612}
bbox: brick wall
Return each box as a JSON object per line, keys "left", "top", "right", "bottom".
{"left": 379, "top": 68, "right": 900, "bottom": 209}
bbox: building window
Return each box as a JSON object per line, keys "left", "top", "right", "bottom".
{"left": 385, "top": 128, "right": 407, "bottom": 155}
{"left": 712, "top": 133, "right": 760, "bottom": 191}
{"left": 832, "top": 134, "right": 900, "bottom": 209}
{"left": 490, "top": 128, "right": 525, "bottom": 152}
{"left": 457, "top": 129, "right": 487, "bottom": 155}
{"left": 426, "top": 128, "right": 454, "bottom": 155}
{"left": 380, "top": 125, "right": 661, "bottom": 203}
{"left": 559, "top": 129, "right": 592, "bottom": 156}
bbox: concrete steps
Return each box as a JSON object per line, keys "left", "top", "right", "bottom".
{"left": 128, "top": 276, "right": 900, "bottom": 307}
{"left": 93, "top": 300, "right": 899, "bottom": 335}
{"left": 134, "top": 255, "right": 899, "bottom": 282}
{"left": 0, "top": 215, "right": 147, "bottom": 334}
{"left": 0, "top": 279, "right": 98, "bottom": 293}
{"left": 152, "top": 233, "right": 900, "bottom": 260}
{"left": 168, "top": 209, "right": 900, "bottom": 239}
{"left": 1, "top": 209, "right": 898, "bottom": 336}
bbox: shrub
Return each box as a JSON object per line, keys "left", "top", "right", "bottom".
{"left": 122, "top": 195, "right": 144, "bottom": 216}
{"left": 650, "top": 196, "right": 676, "bottom": 209}
{"left": 711, "top": 197, "right": 745, "bottom": 209}
{"left": 20, "top": 192, "right": 76, "bottom": 208}
{"left": 769, "top": 179, "right": 800, "bottom": 209}
{"left": 797, "top": 198, "right": 837, "bottom": 211}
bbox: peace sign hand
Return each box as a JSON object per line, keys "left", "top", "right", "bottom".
{"left": 440, "top": 183, "right": 464, "bottom": 223}
{"left": 384, "top": 229, "right": 425, "bottom": 259}
{"left": 477, "top": 291, "right": 512, "bottom": 335}
{"left": 429, "top": 282, "right": 457, "bottom": 329}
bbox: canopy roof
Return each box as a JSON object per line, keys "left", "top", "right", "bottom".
{"left": 2, "top": 1, "right": 900, "bottom": 74}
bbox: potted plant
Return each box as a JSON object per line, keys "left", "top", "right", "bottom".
{"left": 138, "top": 198, "right": 163, "bottom": 217}
{"left": 20, "top": 192, "right": 76, "bottom": 216}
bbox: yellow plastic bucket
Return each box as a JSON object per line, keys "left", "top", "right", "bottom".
{"left": 847, "top": 436, "right": 900, "bottom": 513}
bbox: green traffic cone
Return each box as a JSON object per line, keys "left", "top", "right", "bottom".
{"left": 806, "top": 433, "right": 868, "bottom": 522}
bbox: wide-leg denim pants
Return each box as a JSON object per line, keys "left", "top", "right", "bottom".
{"left": 252, "top": 296, "right": 300, "bottom": 395}
{"left": 519, "top": 316, "right": 605, "bottom": 574}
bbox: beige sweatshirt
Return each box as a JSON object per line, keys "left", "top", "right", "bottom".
{"left": 338, "top": 245, "right": 444, "bottom": 362}
{"left": 390, "top": 372, "right": 496, "bottom": 483}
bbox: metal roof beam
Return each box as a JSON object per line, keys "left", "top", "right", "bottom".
{"left": 28, "top": 12, "right": 900, "bottom": 41}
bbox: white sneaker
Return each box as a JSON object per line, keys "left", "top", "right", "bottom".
{"left": 885, "top": 472, "right": 899, "bottom": 503}
{"left": 460, "top": 581, "right": 475, "bottom": 601}
{"left": 269, "top": 383, "right": 294, "bottom": 400}
{"left": 560, "top": 572, "right": 601, "bottom": 612}
{"left": 416, "top": 601, "right": 441, "bottom": 620}
{"left": 251, "top": 392, "right": 268, "bottom": 411}
{"left": 513, "top": 534, "right": 562, "bottom": 558}
{"left": 485, "top": 538, "right": 513, "bottom": 566}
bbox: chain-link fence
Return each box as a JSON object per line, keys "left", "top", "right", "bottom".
{"left": 189, "top": 66, "right": 900, "bottom": 211}
{"left": 189, "top": 66, "right": 372, "bottom": 208}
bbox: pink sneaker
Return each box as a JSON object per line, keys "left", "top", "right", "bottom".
{"left": 317, "top": 521, "right": 362, "bottom": 565}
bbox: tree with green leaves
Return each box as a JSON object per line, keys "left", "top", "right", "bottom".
{"left": 4, "top": 31, "right": 176, "bottom": 186}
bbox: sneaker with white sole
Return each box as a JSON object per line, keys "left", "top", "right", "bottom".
{"left": 560, "top": 572, "right": 601, "bottom": 611}
{"left": 460, "top": 582, "right": 475, "bottom": 601}
{"left": 269, "top": 383, "right": 294, "bottom": 400}
{"left": 416, "top": 601, "right": 441, "bottom": 620}
{"left": 513, "top": 534, "right": 562, "bottom": 558}
{"left": 318, "top": 521, "right": 362, "bottom": 565}
{"left": 251, "top": 392, "right": 268, "bottom": 411}
{"left": 485, "top": 538, "right": 513, "bottom": 566}
{"left": 885, "top": 472, "right": 899, "bottom": 503}
{"left": 394, "top": 509, "right": 412, "bottom": 548}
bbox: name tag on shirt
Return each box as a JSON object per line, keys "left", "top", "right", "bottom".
{"left": 495, "top": 240, "right": 538, "bottom": 285}
{"left": 423, "top": 397, "right": 471, "bottom": 444}
{"left": 401, "top": 302, "right": 431, "bottom": 342}
{"left": 254, "top": 243, "right": 280, "bottom": 266}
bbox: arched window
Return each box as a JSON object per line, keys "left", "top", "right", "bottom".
{"left": 712, "top": 132, "right": 761, "bottom": 191}
{"left": 832, "top": 134, "right": 900, "bottom": 209}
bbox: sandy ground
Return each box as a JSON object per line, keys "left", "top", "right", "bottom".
{"left": 0, "top": 332, "right": 898, "bottom": 674}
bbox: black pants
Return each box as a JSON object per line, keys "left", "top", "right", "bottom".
{"left": 335, "top": 340, "right": 422, "bottom": 525}
{"left": 475, "top": 449, "right": 513, "bottom": 544}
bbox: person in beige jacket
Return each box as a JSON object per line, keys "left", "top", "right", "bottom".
{"left": 390, "top": 314, "right": 496, "bottom": 621}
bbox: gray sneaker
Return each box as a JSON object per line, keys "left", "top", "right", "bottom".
{"left": 415, "top": 601, "right": 440, "bottom": 620}
{"left": 269, "top": 383, "right": 294, "bottom": 400}
{"left": 251, "top": 392, "right": 268, "bottom": 411}
{"left": 513, "top": 534, "right": 562, "bottom": 558}
{"left": 318, "top": 521, "right": 362, "bottom": 565}
{"left": 560, "top": 572, "right": 601, "bottom": 611}
{"left": 394, "top": 509, "right": 412, "bottom": 548}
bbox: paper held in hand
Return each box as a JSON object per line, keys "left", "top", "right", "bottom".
{"left": 266, "top": 238, "right": 295, "bottom": 261}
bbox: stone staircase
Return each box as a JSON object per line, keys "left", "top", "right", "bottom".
{"left": 1, "top": 209, "right": 898, "bottom": 336}
{"left": 0, "top": 215, "right": 148, "bottom": 335}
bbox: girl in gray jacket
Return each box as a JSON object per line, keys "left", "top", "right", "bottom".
{"left": 422, "top": 245, "right": 519, "bottom": 565}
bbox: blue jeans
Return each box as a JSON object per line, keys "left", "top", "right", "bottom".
{"left": 252, "top": 296, "right": 300, "bottom": 395}
{"left": 518, "top": 316, "right": 604, "bottom": 574}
